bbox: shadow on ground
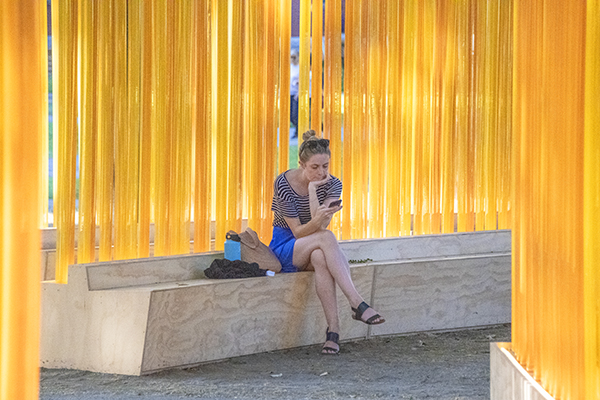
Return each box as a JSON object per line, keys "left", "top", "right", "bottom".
{"left": 40, "top": 324, "right": 510, "bottom": 400}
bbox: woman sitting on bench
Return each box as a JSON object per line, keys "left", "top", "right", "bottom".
{"left": 269, "top": 130, "right": 385, "bottom": 355}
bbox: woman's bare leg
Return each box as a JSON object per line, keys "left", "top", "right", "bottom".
{"left": 293, "top": 230, "right": 383, "bottom": 323}
{"left": 309, "top": 249, "right": 340, "bottom": 353}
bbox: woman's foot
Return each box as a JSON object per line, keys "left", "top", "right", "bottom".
{"left": 322, "top": 328, "right": 340, "bottom": 355}
{"left": 351, "top": 301, "right": 385, "bottom": 325}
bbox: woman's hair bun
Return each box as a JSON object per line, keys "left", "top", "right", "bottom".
{"left": 302, "top": 129, "right": 319, "bottom": 142}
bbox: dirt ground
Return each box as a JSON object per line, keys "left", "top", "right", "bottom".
{"left": 40, "top": 323, "right": 510, "bottom": 400}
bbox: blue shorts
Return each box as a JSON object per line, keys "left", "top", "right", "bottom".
{"left": 269, "top": 226, "right": 300, "bottom": 273}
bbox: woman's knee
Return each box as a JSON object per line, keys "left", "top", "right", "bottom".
{"left": 310, "top": 249, "right": 327, "bottom": 269}
{"left": 313, "top": 230, "right": 339, "bottom": 246}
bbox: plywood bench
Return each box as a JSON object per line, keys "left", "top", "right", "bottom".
{"left": 41, "top": 230, "right": 511, "bottom": 375}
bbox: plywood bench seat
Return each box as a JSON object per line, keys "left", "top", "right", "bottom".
{"left": 41, "top": 230, "right": 511, "bottom": 375}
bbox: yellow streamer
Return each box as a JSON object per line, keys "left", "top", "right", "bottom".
{"left": 96, "top": 0, "right": 114, "bottom": 262}
{"left": 229, "top": 0, "right": 244, "bottom": 235}
{"left": 113, "top": 0, "right": 130, "bottom": 260}
{"left": 77, "top": 0, "right": 97, "bottom": 264}
{"left": 174, "top": 1, "right": 193, "bottom": 255}
{"left": 341, "top": 0, "right": 355, "bottom": 240}
{"left": 262, "top": 0, "right": 277, "bottom": 241}
{"left": 125, "top": 0, "right": 141, "bottom": 260}
{"left": 0, "top": 2, "right": 44, "bottom": 397}
{"left": 400, "top": 0, "right": 415, "bottom": 236}
{"left": 54, "top": 0, "right": 78, "bottom": 279}
{"left": 384, "top": 0, "right": 401, "bottom": 237}
{"left": 324, "top": 0, "right": 342, "bottom": 236}
{"left": 585, "top": 1, "right": 600, "bottom": 398}
{"left": 367, "top": 0, "right": 382, "bottom": 238}
{"left": 138, "top": 0, "right": 153, "bottom": 258}
{"left": 311, "top": 0, "right": 323, "bottom": 133}
{"left": 298, "top": 0, "right": 310, "bottom": 137}
{"left": 246, "top": 0, "right": 262, "bottom": 236}
{"left": 47, "top": 1, "right": 517, "bottom": 281}
{"left": 151, "top": 1, "right": 170, "bottom": 256}
{"left": 512, "top": 1, "right": 588, "bottom": 398}
{"left": 278, "top": 0, "right": 291, "bottom": 174}
{"left": 214, "top": 0, "right": 228, "bottom": 250}
{"left": 193, "top": 0, "right": 212, "bottom": 253}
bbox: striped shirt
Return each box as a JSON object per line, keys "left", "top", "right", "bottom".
{"left": 271, "top": 170, "right": 343, "bottom": 229}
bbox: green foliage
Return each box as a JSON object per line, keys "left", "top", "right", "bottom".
{"left": 289, "top": 144, "right": 298, "bottom": 169}
{"left": 348, "top": 258, "right": 373, "bottom": 264}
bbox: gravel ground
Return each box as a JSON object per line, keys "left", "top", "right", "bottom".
{"left": 40, "top": 324, "right": 510, "bottom": 400}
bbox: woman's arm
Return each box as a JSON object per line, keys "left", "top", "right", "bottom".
{"left": 308, "top": 176, "right": 338, "bottom": 228}
{"left": 285, "top": 203, "right": 342, "bottom": 239}
{"left": 284, "top": 216, "right": 322, "bottom": 239}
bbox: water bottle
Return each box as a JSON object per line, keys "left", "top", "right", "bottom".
{"left": 224, "top": 231, "right": 241, "bottom": 261}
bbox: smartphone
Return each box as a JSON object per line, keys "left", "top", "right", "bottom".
{"left": 329, "top": 199, "right": 342, "bottom": 208}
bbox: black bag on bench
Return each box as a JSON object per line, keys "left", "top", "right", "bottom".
{"left": 204, "top": 258, "right": 267, "bottom": 279}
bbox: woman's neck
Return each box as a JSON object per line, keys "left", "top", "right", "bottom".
{"left": 288, "top": 168, "right": 310, "bottom": 195}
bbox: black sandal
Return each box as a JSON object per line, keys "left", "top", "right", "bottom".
{"left": 322, "top": 328, "right": 340, "bottom": 355}
{"left": 351, "top": 301, "right": 385, "bottom": 325}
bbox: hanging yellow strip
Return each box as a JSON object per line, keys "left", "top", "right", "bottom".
{"left": 298, "top": 0, "right": 311, "bottom": 137}
{"left": 55, "top": 0, "right": 78, "bottom": 280}
{"left": 323, "top": 0, "right": 332, "bottom": 140}
{"left": 497, "top": 0, "right": 512, "bottom": 230}
{"left": 214, "top": 0, "right": 228, "bottom": 250}
{"left": 421, "top": 0, "right": 435, "bottom": 236}
{"left": 473, "top": 0, "right": 486, "bottom": 232}
{"left": 278, "top": 0, "right": 291, "bottom": 174}
{"left": 246, "top": 0, "right": 261, "bottom": 234}
{"left": 0, "top": 2, "right": 44, "bottom": 397}
{"left": 356, "top": 0, "right": 369, "bottom": 239}
{"left": 366, "top": 0, "right": 381, "bottom": 238}
{"left": 242, "top": 0, "right": 251, "bottom": 219}
{"left": 261, "top": 0, "right": 277, "bottom": 241}
{"left": 151, "top": 0, "right": 170, "bottom": 256}
{"left": 483, "top": 0, "right": 499, "bottom": 231}
{"left": 430, "top": 0, "right": 442, "bottom": 235}
{"left": 40, "top": 2, "right": 50, "bottom": 229}
{"left": 341, "top": 0, "right": 354, "bottom": 240}
{"left": 171, "top": 0, "right": 193, "bottom": 255}
{"left": 97, "top": 0, "right": 115, "bottom": 262}
{"left": 384, "top": 0, "right": 400, "bottom": 237}
{"left": 325, "top": 0, "right": 342, "bottom": 236}
{"left": 400, "top": 1, "right": 415, "bottom": 236}
{"left": 113, "top": 0, "right": 130, "bottom": 260}
{"left": 465, "top": 0, "right": 476, "bottom": 233}
{"left": 229, "top": 0, "right": 244, "bottom": 235}
{"left": 165, "top": 0, "right": 179, "bottom": 254}
{"left": 77, "top": 0, "right": 97, "bottom": 264}
{"left": 126, "top": 0, "right": 141, "bottom": 259}
{"left": 193, "top": 0, "right": 212, "bottom": 253}
{"left": 411, "top": 1, "right": 424, "bottom": 236}
{"left": 348, "top": 0, "right": 362, "bottom": 239}
{"left": 330, "top": 0, "right": 342, "bottom": 179}
{"left": 512, "top": 1, "right": 587, "bottom": 398}
{"left": 51, "top": 0, "right": 59, "bottom": 233}
{"left": 584, "top": 1, "right": 600, "bottom": 398}
{"left": 440, "top": 1, "right": 456, "bottom": 234}
{"left": 455, "top": 0, "right": 469, "bottom": 233}
{"left": 311, "top": 0, "right": 323, "bottom": 133}
{"left": 138, "top": 0, "right": 153, "bottom": 258}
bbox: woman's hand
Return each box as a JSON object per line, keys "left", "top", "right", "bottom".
{"left": 312, "top": 204, "right": 337, "bottom": 223}
{"left": 308, "top": 174, "right": 331, "bottom": 188}
{"left": 308, "top": 175, "right": 331, "bottom": 220}
{"left": 313, "top": 202, "right": 342, "bottom": 230}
